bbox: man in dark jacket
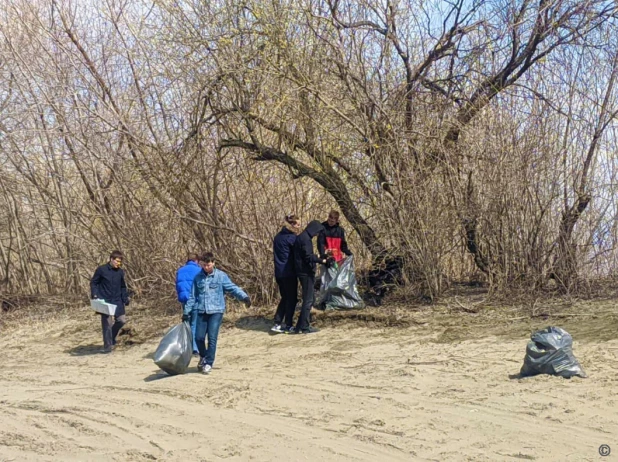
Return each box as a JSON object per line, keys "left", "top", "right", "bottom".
{"left": 317, "top": 210, "right": 352, "bottom": 263}
{"left": 272, "top": 215, "right": 301, "bottom": 333}
{"left": 91, "top": 250, "right": 130, "bottom": 353}
{"left": 175, "top": 252, "right": 202, "bottom": 354}
{"left": 293, "top": 220, "right": 327, "bottom": 334}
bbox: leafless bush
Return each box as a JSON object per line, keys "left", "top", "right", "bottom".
{"left": 0, "top": 0, "right": 617, "bottom": 305}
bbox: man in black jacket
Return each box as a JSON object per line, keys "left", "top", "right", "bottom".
{"left": 293, "top": 220, "right": 327, "bottom": 334}
{"left": 90, "top": 250, "right": 130, "bottom": 352}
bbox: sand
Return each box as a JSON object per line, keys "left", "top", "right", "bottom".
{"left": 1, "top": 303, "right": 618, "bottom": 461}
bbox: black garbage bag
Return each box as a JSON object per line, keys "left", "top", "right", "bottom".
{"left": 153, "top": 321, "right": 193, "bottom": 375}
{"left": 520, "top": 326, "right": 586, "bottom": 378}
{"left": 316, "top": 255, "right": 365, "bottom": 310}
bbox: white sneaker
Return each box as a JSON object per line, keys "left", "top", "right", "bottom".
{"left": 202, "top": 364, "right": 212, "bottom": 374}
{"left": 271, "top": 324, "right": 285, "bottom": 333}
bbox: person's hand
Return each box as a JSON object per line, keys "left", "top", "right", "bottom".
{"left": 326, "top": 256, "right": 336, "bottom": 268}
{"left": 243, "top": 297, "right": 251, "bottom": 308}
{"left": 182, "top": 313, "right": 190, "bottom": 322}
{"left": 124, "top": 300, "right": 130, "bottom": 306}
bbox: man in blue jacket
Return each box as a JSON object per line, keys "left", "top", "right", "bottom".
{"left": 90, "top": 250, "right": 130, "bottom": 353}
{"left": 182, "top": 252, "right": 251, "bottom": 374}
{"left": 175, "top": 253, "right": 202, "bottom": 355}
{"left": 271, "top": 214, "right": 300, "bottom": 333}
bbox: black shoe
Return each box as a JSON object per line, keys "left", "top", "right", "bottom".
{"left": 297, "top": 327, "right": 320, "bottom": 334}
{"left": 101, "top": 346, "right": 113, "bottom": 354}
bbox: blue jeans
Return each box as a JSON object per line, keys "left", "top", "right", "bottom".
{"left": 195, "top": 312, "right": 224, "bottom": 366}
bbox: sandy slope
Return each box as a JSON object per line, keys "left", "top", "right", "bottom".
{"left": 1, "top": 306, "right": 618, "bottom": 461}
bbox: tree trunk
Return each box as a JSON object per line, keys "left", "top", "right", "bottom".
{"left": 553, "top": 194, "right": 590, "bottom": 290}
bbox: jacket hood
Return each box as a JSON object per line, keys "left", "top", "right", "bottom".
{"left": 305, "top": 220, "right": 324, "bottom": 238}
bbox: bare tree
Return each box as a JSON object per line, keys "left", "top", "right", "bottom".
{"left": 0, "top": 0, "right": 617, "bottom": 303}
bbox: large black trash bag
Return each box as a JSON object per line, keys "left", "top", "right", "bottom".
{"left": 520, "top": 326, "right": 586, "bottom": 378}
{"left": 316, "top": 255, "right": 365, "bottom": 310}
{"left": 153, "top": 321, "right": 193, "bottom": 375}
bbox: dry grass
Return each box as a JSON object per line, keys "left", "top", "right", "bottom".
{"left": 4, "top": 282, "right": 618, "bottom": 351}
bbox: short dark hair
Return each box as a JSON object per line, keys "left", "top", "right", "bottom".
{"left": 328, "top": 210, "right": 340, "bottom": 219}
{"left": 109, "top": 250, "right": 124, "bottom": 260}
{"left": 198, "top": 252, "right": 215, "bottom": 263}
{"left": 187, "top": 252, "right": 199, "bottom": 262}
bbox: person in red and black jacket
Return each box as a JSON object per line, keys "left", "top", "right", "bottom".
{"left": 317, "top": 210, "right": 352, "bottom": 263}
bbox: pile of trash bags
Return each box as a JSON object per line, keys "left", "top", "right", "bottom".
{"left": 520, "top": 326, "right": 586, "bottom": 378}
{"left": 316, "top": 255, "right": 365, "bottom": 310}
{"left": 153, "top": 321, "right": 193, "bottom": 375}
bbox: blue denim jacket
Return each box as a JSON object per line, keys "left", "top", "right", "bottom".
{"left": 183, "top": 268, "right": 248, "bottom": 315}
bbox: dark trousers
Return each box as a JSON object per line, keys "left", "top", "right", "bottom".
{"left": 274, "top": 277, "right": 298, "bottom": 327}
{"left": 296, "top": 274, "right": 315, "bottom": 331}
{"left": 101, "top": 314, "right": 126, "bottom": 349}
{"left": 195, "top": 312, "right": 224, "bottom": 366}
{"left": 182, "top": 305, "right": 199, "bottom": 353}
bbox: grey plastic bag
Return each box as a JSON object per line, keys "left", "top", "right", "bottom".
{"left": 316, "top": 255, "right": 365, "bottom": 310}
{"left": 520, "top": 326, "right": 586, "bottom": 378}
{"left": 153, "top": 321, "right": 193, "bottom": 375}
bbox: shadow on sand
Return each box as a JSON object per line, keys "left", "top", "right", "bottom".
{"left": 65, "top": 344, "right": 110, "bottom": 356}
{"left": 233, "top": 315, "right": 279, "bottom": 335}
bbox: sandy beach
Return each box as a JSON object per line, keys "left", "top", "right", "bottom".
{"left": 1, "top": 301, "right": 617, "bottom": 461}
